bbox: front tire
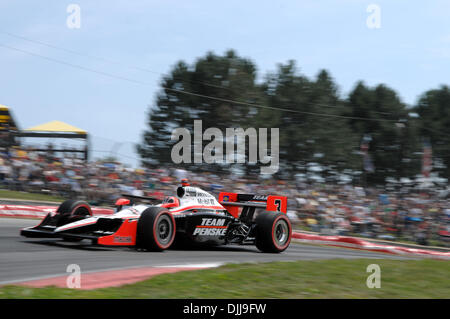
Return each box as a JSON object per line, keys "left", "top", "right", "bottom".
{"left": 136, "top": 207, "right": 176, "bottom": 251}
{"left": 56, "top": 200, "right": 92, "bottom": 242}
{"left": 255, "top": 212, "right": 292, "bottom": 253}
{"left": 56, "top": 200, "right": 92, "bottom": 217}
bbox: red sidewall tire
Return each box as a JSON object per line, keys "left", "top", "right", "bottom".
{"left": 271, "top": 214, "right": 292, "bottom": 251}
{"left": 137, "top": 207, "right": 176, "bottom": 251}
{"left": 55, "top": 200, "right": 92, "bottom": 230}
{"left": 152, "top": 211, "right": 176, "bottom": 250}
{"left": 255, "top": 212, "right": 292, "bottom": 253}
{"left": 57, "top": 200, "right": 92, "bottom": 217}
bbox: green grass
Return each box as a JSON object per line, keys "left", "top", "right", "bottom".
{"left": 0, "top": 190, "right": 64, "bottom": 202}
{"left": 1, "top": 259, "right": 449, "bottom": 299}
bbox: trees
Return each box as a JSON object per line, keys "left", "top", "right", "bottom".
{"left": 138, "top": 50, "right": 449, "bottom": 183}
{"left": 259, "top": 61, "right": 311, "bottom": 173}
{"left": 345, "top": 82, "right": 421, "bottom": 184}
{"left": 304, "top": 70, "right": 358, "bottom": 173}
{"left": 137, "top": 50, "right": 264, "bottom": 173}
{"left": 414, "top": 85, "right": 450, "bottom": 178}
{"left": 260, "top": 63, "right": 358, "bottom": 176}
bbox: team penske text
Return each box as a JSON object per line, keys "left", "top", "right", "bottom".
{"left": 193, "top": 228, "right": 227, "bottom": 236}
{"left": 192, "top": 218, "right": 228, "bottom": 236}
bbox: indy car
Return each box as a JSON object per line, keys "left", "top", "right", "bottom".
{"left": 21, "top": 180, "right": 292, "bottom": 253}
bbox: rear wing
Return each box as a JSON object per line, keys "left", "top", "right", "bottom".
{"left": 219, "top": 192, "right": 287, "bottom": 218}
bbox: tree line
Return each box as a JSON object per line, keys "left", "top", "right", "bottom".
{"left": 137, "top": 50, "right": 450, "bottom": 184}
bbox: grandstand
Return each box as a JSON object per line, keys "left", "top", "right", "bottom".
{"left": 0, "top": 104, "right": 20, "bottom": 151}
{"left": 0, "top": 105, "right": 89, "bottom": 161}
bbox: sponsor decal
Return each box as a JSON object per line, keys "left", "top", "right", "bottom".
{"left": 196, "top": 192, "right": 213, "bottom": 197}
{"left": 193, "top": 218, "right": 227, "bottom": 236}
{"left": 196, "top": 198, "right": 216, "bottom": 205}
{"left": 193, "top": 228, "right": 227, "bottom": 236}
{"left": 252, "top": 195, "right": 268, "bottom": 201}
{"left": 201, "top": 218, "right": 225, "bottom": 226}
{"left": 129, "top": 208, "right": 139, "bottom": 214}
{"left": 183, "top": 187, "right": 198, "bottom": 197}
{"left": 113, "top": 235, "right": 132, "bottom": 243}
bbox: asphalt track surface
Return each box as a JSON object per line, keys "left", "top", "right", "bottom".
{"left": 0, "top": 218, "right": 415, "bottom": 285}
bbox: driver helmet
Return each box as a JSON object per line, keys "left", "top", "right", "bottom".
{"left": 181, "top": 179, "right": 190, "bottom": 187}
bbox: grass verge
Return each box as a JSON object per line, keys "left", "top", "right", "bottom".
{"left": 0, "top": 190, "right": 64, "bottom": 203}
{"left": 0, "top": 259, "right": 448, "bottom": 298}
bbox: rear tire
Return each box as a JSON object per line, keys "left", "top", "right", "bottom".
{"left": 255, "top": 212, "right": 292, "bottom": 253}
{"left": 136, "top": 207, "right": 176, "bottom": 251}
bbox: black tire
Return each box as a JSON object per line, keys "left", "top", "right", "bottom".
{"left": 56, "top": 199, "right": 92, "bottom": 217}
{"left": 136, "top": 207, "right": 176, "bottom": 251}
{"left": 56, "top": 200, "right": 92, "bottom": 241}
{"left": 255, "top": 212, "right": 292, "bottom": 253}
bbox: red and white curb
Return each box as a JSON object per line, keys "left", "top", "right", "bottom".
{"left": 292, "top": 232, "right": 450, "bottom": 260}
{"left": 0, "top": 263, "right": 223, "bottom": 290}
{"left": 0, "top": 204, "right": 113, "bottom": 218}
{"left": 2, "top": 205, "right": 448, "bottom": 260}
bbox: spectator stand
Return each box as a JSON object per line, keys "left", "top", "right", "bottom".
{"left": 15, "top": 120, "right": 89, "bottom": 161}
{"left": 0, "top": 104, "right": 20, "bottom": 152}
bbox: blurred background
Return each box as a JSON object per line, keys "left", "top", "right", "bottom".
{"left": 0, "top": 1, "right": 449, "bottom": 247}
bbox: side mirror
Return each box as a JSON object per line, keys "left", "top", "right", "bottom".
{"left": 115, "top": 198, "right": 131, "bottom": 206}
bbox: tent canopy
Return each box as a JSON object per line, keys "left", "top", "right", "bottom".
{"left": 24, "top": 120, "right": 87, "bottom": 134}
{"left": 19, "top": 120, "right": 89, "bottom": 161}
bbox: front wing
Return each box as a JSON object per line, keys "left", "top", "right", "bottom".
{"left": 20, "top": 213, "right": 139, "bottom": 246}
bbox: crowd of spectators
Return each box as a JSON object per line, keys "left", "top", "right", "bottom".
{"left": 1, "top": 148, "right": 449, "bottom": 247}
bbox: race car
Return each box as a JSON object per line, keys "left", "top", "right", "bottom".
{"left": 20, "top": 181, "right": 292, "bottom": 253}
